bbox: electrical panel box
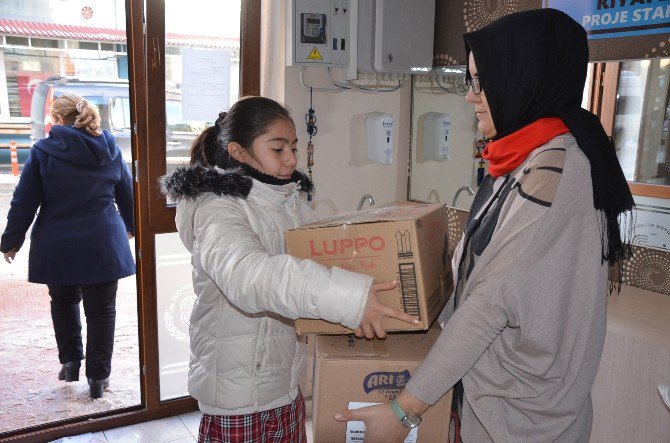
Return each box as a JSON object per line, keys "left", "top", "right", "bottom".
{"left": 286, "top": 0, "right": 352, "bottom": 67}
{"left": 422, "top": 112, "right": 451, "bottom": 162}
{"left": 358, "top": 0, "right": 435, "bottom": 74}
{"left": 366, "top": 112, "right": 394, "bottom": 165}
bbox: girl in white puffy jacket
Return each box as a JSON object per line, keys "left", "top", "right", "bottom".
{"left": 161, "top": 96, "right": 418, "bottom": 443}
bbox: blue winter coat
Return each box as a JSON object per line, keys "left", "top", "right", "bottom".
{"left": 0, "top": 125, "right": 135, "bottom": 285}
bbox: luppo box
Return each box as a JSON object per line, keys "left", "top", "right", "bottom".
{"left": 285, "top": 202, "right": 451, "bottom": 334}
{"left": 312, "top": 328, "right": 452, "bottom": 443}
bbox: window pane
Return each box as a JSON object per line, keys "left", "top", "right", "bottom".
{"left": 6, "top": 36, "right": 29, "bottom": 46}
{"left": 31, "top": 38, "right": 59, "bottom": 48}
{"left": 614, "top": 58, "right": 670, "bottom": 185}
{"left": 155, "top": 232, "right": 196, "bottom": 400}
{"left": 163, "top": 0, "right": 241, "bottom": 177}
{"left": 111, "top": 97, "right": 131, "bottom": 130}
{"left": 158, "top": 0, "right": 242, "bottom": 400}
{"left": 0, "top": 0, "right": 140, "bottom": 433}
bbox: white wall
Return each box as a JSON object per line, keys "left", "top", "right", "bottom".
{"left": 282, "top": 71, "right": 411, "bottom": 217}
{"left": 261, "top": 1, "right": 481, "bottom": 217}
{"left": 410, "top": 81, "right": 477, "bottom": 209}
{"left": 261, "top": 0, "right": 411, "bottom": 218}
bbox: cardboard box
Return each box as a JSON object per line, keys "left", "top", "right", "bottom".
{"left": 286, "top": 203, "right": 452, "bottom": 334}
{"left": 312, "top": 328, "right": 452, "bottom": 443}
{"left": 298, "top": 334, "right": 316, "bottom": 399}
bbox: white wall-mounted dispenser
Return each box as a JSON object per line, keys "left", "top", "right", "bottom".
{"left": 366, "top": 112, "right": 394, "bottom": 165}
{"left": 423, "top": 112, "right": 451, "bottom": 162}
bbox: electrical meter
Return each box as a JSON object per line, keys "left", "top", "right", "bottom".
{"left": 301, "top": 13, "right": 327, "bottom": 44}
{"left": 286, "top": 0, "right": 352, "bottom": 67}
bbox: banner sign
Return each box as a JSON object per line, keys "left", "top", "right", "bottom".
{"left": 547, "top": 0, "right": 670, "bottom": 40}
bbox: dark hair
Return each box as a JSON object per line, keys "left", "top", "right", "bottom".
{"left": 189, "top": 124, "right": 220, "bottom": 167}
{"left": 205, "top": 96, "right": 292, "bottom": 169}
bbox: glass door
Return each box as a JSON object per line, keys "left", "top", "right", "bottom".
{"left": 141, "top": 0, "right": 259, "bottom": 403}
{"left": 0, "top": 0, "right": 141, "bottom": 437}
{"left": 1, "top": 0, "right": 260, "bottom": 439}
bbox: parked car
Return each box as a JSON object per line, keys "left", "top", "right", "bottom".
{"left": 30, "top": 77, "right": 206, "bottom": 167}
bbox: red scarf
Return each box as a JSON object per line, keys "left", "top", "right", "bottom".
{"left": 483, "top": 117, "right": 570, "bottom": 178}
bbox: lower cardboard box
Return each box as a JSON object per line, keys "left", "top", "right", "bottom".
{"left": 312, "top": 327, "right": 451, "bottom": 442}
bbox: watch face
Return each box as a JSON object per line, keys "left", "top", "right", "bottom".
{"left": 401, "top": 414, "right": 422, "bottom": 429}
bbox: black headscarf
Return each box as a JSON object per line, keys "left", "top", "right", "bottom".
{"left": 463, "top": 8, "right": 633, "bottom": 269}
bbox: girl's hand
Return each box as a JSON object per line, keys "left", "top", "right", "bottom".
{"left": 4, "top": 249, "right": 17, "bottom": 264}
{"left": 355, "top": 280, "right": 419, "bottom": 339}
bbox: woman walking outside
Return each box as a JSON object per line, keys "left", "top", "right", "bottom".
{"left": 1, "top": 94, "right": 135, "bottom": 399}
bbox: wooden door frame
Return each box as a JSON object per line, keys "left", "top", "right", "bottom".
{"left": 3, "top": 1, "right": 260, "bottom": 441}
{"left": 147, "top": 0, "right": 262, "bottom": 231}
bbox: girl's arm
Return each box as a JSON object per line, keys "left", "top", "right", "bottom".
{"left": 196, "top": 197, "right": 373, "bottom": 329}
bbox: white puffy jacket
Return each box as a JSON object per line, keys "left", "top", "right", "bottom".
{"left": 161, "top": 166, "right": 372, "bottom": 415}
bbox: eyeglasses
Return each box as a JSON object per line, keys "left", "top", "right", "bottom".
{"left": 466, "top": 76, "right": 481, "bottom": 95}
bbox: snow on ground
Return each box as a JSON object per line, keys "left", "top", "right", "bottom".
{"left": 0, "top": 173, "right": 142, "bottom": 434}
{"left": 0, "top": 274, "right": 141, "bottom": 434}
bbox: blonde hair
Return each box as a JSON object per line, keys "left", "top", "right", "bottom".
{"left": 50, "top": 94, "right": 102, "bottom": 136}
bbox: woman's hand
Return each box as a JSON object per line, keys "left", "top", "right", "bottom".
{"left": 3, "top": 249, "right": 17, "bottom": 264}
{"left": 355, "top": 280, "right": 419, "bottom": 339}
{"left": 335, "top": 391, "right": 430, "bottom": 442}
{"left": 334, "top": 403, "right": 409, "bottom": 443}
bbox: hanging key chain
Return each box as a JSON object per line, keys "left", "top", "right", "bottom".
{"left": 307, "top": 141, "right": 315, "bottom": 169}
{"left": 304, "top": 88, "right": 318, "bottom": 201}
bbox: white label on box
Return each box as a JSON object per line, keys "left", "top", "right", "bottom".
{"left": 346, "top": 402, "right": 418, "bottom": 443}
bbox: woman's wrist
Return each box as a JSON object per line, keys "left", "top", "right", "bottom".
{"left": 396, "top": 390, "right": 430, "bottom": 416}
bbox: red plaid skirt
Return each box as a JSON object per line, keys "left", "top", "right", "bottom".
{"left": 198, "top": 391, "right": 307, "bottom": 443}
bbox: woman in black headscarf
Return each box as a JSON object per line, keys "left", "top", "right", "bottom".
{"left": 335, "top": 9, "right": 633, "bottom": 442}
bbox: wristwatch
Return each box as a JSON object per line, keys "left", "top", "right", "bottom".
{"left": 390, "top": 399, "right": 422, "bottom": 429}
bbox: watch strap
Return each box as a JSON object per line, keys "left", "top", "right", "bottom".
{"left": 390, "top": 399, "right": 407, "bottom": 421}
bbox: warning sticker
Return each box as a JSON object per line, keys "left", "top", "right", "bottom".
{"left": 307, "top": 47, "right": 322, "bottom": 60}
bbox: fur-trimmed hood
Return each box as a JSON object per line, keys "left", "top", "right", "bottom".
{"left": 160, "top": 165, "right": 314, "bottom": 201}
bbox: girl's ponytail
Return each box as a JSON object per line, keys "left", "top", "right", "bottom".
{"left": 189, "top": 125, "right": 218, "bottom": 167}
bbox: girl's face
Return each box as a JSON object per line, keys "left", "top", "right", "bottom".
{"left": 236, "top": 118, "right": 298, "bottom": 179}
{"left": 466, "top": 52, "right": 497, "bottom": 139}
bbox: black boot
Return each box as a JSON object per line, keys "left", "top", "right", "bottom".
{"left": 58, "top": 361, "right": 81, "bottom": 382}
{"left": 88, "top": 378, "right": 109, "bottom": 399}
